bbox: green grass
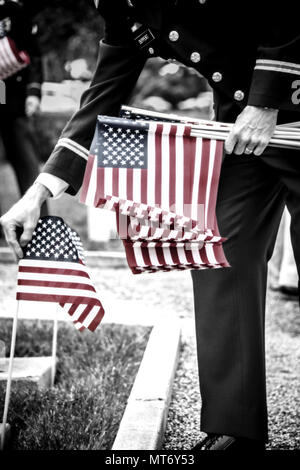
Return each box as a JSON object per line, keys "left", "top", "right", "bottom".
{"left": 0, "top": 320, "right": 150, "bottom": 450}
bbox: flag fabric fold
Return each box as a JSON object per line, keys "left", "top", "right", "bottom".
{"left": 80, "top": 107, "right": 230, "bottom": 273}
{"left": 16, "top": 216, "right": 105, "bottom": 332}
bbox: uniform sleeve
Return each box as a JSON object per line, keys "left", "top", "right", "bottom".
{"left": 42, "top": 20, "right": 147, "bottom": 195}
{"left": 26, "top": 23, "right": 43, "bottom": 99}
{"left": 248, "top": 12, "right": 300, "bottom": 112}
{"left": 35, "top": 173, "right": 69, "bottom": 199}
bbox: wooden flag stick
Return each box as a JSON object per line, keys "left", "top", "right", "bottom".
{"left": 277, "top": 121, "right": 300, "bottom": 128}
{"left": 122, "top": 105, "right": 300, "bottom": 140}
{"left": 51, "top": 307, "right": 59, "bottom": 387}
{"left": 122, "top": 105, "right": 300, "bottom": 151}
{"left": 0, "top": 301, "right": 19, "bottom": 451}
{"left": 122, "top": 105, "right": 300, "bottom": 132}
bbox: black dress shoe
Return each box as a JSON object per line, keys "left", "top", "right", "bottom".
{"left": 192, "top": 434, "right": 265, "bottom": 451}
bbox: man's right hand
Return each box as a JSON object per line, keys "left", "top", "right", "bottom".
{"left": 0, "top": 183, "right": 51, "bottom": 261}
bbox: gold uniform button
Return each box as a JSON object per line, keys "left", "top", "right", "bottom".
{"left": 190, "top": 52, "right": 201, "bottom": 63}
{"left": 169, "top": 30, "right": 179, "bottom": 42}
{"left": 148, "top": 47, "right": 154, "bottom": 55}
{"left": 234, "top": 90, "right": 245, "bottom": 101}
{"left": 212, "top": 72, "right": 222, "bottom": 82}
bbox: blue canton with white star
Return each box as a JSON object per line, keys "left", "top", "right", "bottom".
{"left": 23, "top": 216, "right": 85, "bottom": 263}
{"left": 93, "top": 116, "right": 149, "bottom": 169}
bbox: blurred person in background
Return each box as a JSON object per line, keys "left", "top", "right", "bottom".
{"left": 0, "top": 0, "right": 47, "bottom": 229}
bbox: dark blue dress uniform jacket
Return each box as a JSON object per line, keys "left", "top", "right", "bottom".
{"left": 43, "top": 0, "right": 300, "bottom": 195}
{"left": 0, "top": 0, "right": 43, "bottom": 114}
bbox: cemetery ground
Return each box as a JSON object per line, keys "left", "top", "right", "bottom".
{"left": 0, "top": 320, "right": 150, "bottom": 450}
{"left": 0, "top": 260, "right": 299, "bottom": 450}
{"left": 0, "top": 161, "right": 299, "bottom": 450}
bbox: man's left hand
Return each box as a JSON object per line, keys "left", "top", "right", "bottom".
{"left": 25, "top": 95, "right": 40, "bottom": 117}
{"left": 225, "top": 105, "right": 278, "bottom": 156}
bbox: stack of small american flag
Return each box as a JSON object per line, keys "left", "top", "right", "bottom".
{"left": 80, "top": 107, "right": 230, "bottom": 274}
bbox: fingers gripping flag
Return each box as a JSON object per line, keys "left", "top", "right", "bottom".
{"left": 16, "top": 216, "right": 105, "bottom": 332}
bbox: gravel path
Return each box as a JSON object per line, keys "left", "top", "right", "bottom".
{"left": 162, "top": 270, "right": 300, "bottom": 451}
{"left": 0, "top": 255, "right": 299, "bottom": 450}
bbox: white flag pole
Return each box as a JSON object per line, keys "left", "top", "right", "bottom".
{"left": 51, "top": 307, "right": 59, "bottom": 387}
{"left": 122, "top": 105, "right": 300, "bottom": 149}
{"left": 1, "top": 301, "right": 19, "bottom": 450}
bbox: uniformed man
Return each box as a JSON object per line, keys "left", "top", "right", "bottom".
{"left": 1, "top": 0, "right": 300, "bottom": 450}
{"left": 0, "top": 0, "right": 46, "bottom": 216}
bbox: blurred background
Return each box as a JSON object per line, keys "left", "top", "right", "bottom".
{"left": 0, "top": 0, "right": 211, "bottom": 247}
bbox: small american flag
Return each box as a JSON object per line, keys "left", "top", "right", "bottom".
{"left": 80, "top": 111, "right": 230, "bottom": 274}
{"left": 16, "top": 216, "right": 105, "bottom": 332}
{"left": 0, "top": 35, "right": 30, "bottom": 80}
{"left": 119, "top": 213, "right": 229, "bottom": 274}
{"left": 80, "top": 116, "right": 223, "bottom": 236}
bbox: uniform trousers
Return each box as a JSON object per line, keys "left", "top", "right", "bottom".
{"left": 191, "top": 145, "right": 300, "bottom": 442}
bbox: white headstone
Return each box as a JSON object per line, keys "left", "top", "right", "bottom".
{"left": 87, "top": 207, "right": 117, "bottom": 242}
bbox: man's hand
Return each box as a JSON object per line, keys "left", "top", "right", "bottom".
{"left": 225, "top": 105, "right": 278, "bottom": 156}
{"left": 25, "top": 95, "right": 40, "bottom": 117}
{"left": 0, "top": 183, "right": 51, "bottom": 261}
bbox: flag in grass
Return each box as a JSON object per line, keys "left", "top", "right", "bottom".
{"left": 16, "top": 216, "right": 105, "bottom": 332}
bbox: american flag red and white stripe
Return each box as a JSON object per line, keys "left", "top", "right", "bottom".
{"left": 0, "top": 36, "right": 30, "bottom": 80}
{"left": 118, "top": 212, "right": 229, "bottom": 274}
{"left": 122, "top": 239, "right": 229, "bottom": 274}
{"left": 81, "top": 116, "right": 223, "bottom": 237}
{"left": 80, "top": 111, "right": 230, "bottom": 274}
{"left": 16, "top": 216, "right": 105, "bottom": 332}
